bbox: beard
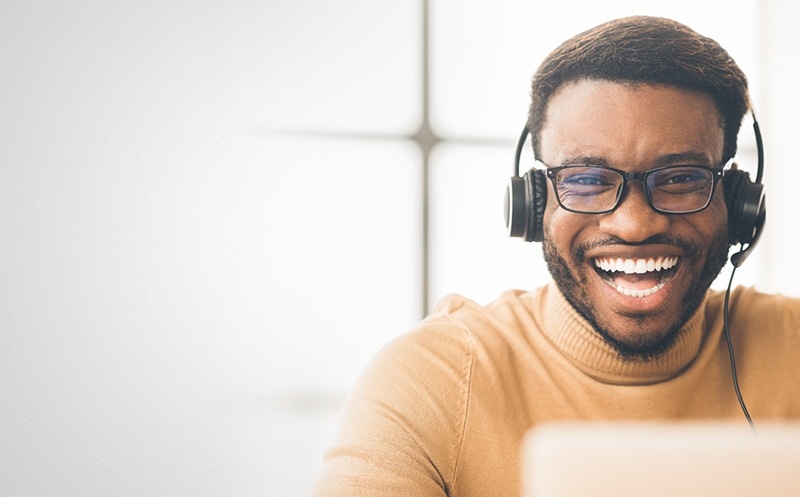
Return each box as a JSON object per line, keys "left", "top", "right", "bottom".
{"left": 542, "top": 227, "right": 730, "bottom": 361}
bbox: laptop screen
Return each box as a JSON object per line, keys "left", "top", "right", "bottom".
{"left": 522, "top": 422, "right": 800, "bottom": 497}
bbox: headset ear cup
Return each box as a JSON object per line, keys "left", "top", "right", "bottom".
{"left": 505, "top": 175, "right": 527, "bottom": 238}
{"left": 723, "top": 169, "right": 765, "bottom": 246}
{"left": 723, "top": 169, "right": 745, "bottom": 245}
{"left": 525, "top": 169, "right": 548, "bottom": 242}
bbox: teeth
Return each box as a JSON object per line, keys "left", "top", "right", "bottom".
{"left": 624, "top": 259, "right": 636, "bottom": 274}
{"left": 594, "top": 256, "right": 678, "bottom": 274}
{"left": 614, "top": 277, "right": 672, "bottom": 298}
{"left": 594, "top": 256, "right": 679, "bottom": 298}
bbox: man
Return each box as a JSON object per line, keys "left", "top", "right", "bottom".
{"left": 309, "top": 16, "right": 800, "bottom": 497}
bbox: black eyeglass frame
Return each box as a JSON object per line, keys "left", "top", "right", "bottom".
{"left": 540, "top": 160, "right": 727, "bottom": 215}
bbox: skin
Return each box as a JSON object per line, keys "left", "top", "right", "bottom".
{"left": 539, "top": 80, "right": 730, "bottom": 360}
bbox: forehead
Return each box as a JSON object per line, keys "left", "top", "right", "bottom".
{"left": 539, "top": 80, "right": 724, "bottom": 168}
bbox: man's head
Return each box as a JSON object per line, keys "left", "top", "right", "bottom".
{"left": 531, "top": 17, "right": 747, "bottom": 360}
{"left": 528, "top": 16, "right": 749, "bottom": 163}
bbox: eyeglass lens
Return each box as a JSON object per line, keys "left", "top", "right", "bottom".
{"left": 554, "top": 166, "right": 715, "bottom": 213}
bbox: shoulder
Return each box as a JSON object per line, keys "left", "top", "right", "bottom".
{"left": 428, "top": 289, "right": 543, "bottom": 341}
{"left": 312, "top": 290, "right": 544, "bottom": 495}
{"left": 707, "top": 286, "right": 799, "bottom": 323}
{"left": 321, "top": 290, "right": 539, "bottom": 493}
{"left": 365, "top": 290, "right": 538, "bottom": 386}
{"left": 706, "top": 286, "right": 800, "bottom": 343}
{"left": 350, "top": 288, "right": 544, "bottom": 430}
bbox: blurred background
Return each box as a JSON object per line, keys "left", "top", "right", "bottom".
{"left": 2, "top": 1, "right": 798, "bottom": 496}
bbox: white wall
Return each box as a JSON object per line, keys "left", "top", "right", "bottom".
{"left": 1, "top": 2, "right": 422, "bottom": 496}
{"left": 759, "top": 0, "right": 800, "bottom": 296}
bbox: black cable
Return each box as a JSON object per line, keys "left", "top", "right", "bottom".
{"left": 722, "top": 260, "right": 756, "bottom": 433}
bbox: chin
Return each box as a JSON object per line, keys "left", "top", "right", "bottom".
{"left": 541, "top": 228, "right": 729, "bottom": 361}
{"left": 595, "top": 316, "right": 684, "bottom": 361}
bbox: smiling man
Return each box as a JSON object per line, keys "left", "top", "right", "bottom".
{"left": 540, "top": 81, "right": 731, "bottom": 359}
{"left": 310, "top": 16, "right": 800, "bottom": 497}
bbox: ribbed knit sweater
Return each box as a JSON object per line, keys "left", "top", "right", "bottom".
{"left": 309, "top": 284, "right": 800, "bottom": 496}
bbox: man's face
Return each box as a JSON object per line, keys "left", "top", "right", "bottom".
{"left": 539, "top": 80, "right": 730, "bottom": 359}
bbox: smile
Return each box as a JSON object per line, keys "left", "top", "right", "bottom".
{"left": 594, "top": 256, "right": 679, "bottom": 298}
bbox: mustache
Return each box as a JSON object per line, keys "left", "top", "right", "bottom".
{"left": 572, "top": 234, "right": 701, "bottom": 264}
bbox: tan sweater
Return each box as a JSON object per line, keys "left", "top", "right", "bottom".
{"left": 309, "top": 284, "right": 800, "bottom": 496}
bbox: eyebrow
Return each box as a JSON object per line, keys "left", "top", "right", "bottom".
{"left": 558, "top": 151, "right": 716, "bottom": 168}
{"left": 653, "top": 152, "right": 716, "bottom": 167}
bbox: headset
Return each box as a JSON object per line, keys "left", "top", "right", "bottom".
{"left": 504, "top": 110, "right": 767, "bottom": 430}
{"left": 504, "top": 111, "right": 766, "bottom": 267}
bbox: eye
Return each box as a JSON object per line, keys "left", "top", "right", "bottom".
{"left": 552, "top": 166, "right": 623, "bottom": 211}
{"left": 558, "top": 167, "right": 619, "bottom": 189}
{"left": 653, "top": 167, "right": 712, "bottom": 192}
{"left": 662, "top": 169, "right": 706, "bottom": 184}
{"left": 563, "top": 172, "right": 608, "bottom": 186}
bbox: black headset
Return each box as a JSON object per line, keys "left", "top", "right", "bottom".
{"left": 504, "top": 112, "right": 766, "bottom": 267}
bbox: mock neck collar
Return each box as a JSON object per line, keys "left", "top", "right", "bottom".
{"left": 537, "top": 283, "right": 708, "bottom": 385}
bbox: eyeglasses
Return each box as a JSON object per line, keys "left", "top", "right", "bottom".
{"left": 542, "top": 161, "right": 726, "bottom": 215}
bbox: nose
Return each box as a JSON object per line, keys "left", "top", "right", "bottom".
{"left": 598, "top": 181, "right": 671, "bottom": 242}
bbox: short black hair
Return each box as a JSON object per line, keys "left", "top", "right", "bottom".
{"left": 528, "top": 16, "right": 749, "bottom": 162}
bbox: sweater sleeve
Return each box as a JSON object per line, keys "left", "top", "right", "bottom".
{"left": 308, "top": 320, "right": 474, "bottom": 497}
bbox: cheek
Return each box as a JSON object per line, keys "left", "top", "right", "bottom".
{"left": 544, "top": 205, "right": 587, "bottom": 257}
{"left": 543, "top": 183, "right": 568, "bottom": 239}
{"left": 693, "top": 194, "right": 729, "bottom": 241}
{"left": 544, "top": 179, "right": 588, "bottom": 243}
